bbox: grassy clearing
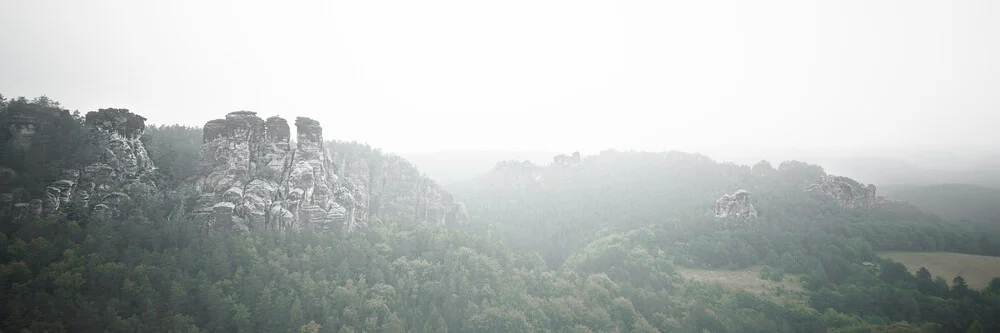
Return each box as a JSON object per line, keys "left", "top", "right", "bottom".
{"left": 878, "top": 251, "right": 1000, "bottom": 289}
{"left": 677, "top": 265, "right": 807, "bottom": 305}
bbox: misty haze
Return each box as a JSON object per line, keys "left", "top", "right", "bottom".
{"left": 1, "top": 1, "right": 999, "bottom": 332}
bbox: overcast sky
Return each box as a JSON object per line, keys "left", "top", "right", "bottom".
{"left": 1, "top": 0, "right": 998, "bottom": 155}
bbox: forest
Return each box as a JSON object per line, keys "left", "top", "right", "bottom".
{"left": 2, "top": 95, "right": 1000, "bottom": 332}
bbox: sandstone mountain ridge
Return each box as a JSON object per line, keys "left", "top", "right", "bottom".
{"left": 1, "top": 105, "right": 468, "bottom": 233}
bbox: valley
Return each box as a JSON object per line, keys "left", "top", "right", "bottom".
{"left": 1, "top": 96, "right": 999, "bottom": 332}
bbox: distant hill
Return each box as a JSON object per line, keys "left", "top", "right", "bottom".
{"left": 410, "top": 148, "right": 1000, "bottom": 189}
{"left": 449, "top": 150, "right": 945, "bottom": 267}
{"left": 400, "top": 150, "right": 556, "bottom": 185}
{"left": 812, "top": 157, "right": 1000, "bottom": 188}
{"left": 707, "top": 151, "right": 1000, "bottom": 188}
{"left": 881, "top": 183, "right": 1000, "bottom": 232}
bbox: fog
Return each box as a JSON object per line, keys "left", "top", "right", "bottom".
{"left": 2, "top": 0, "right": 998, "bottom": 158}
{"left": 5, "top": 2, "right": 1000, "bottom": 330}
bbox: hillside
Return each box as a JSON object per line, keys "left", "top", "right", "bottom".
{"left": 880, "top": 183, "right": 1000, "bottom": 231}
{"left": 401, "top": 150, "right": 556, "bottom": 186}
{"left": 450, "top": 150, "right": 963, "bottom": 267}
{"left": 2, "top": 96, "right": 1000, "bottom": 332}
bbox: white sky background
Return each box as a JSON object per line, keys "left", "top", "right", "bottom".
{"left": 1, "top": 0, "right": 998, "bottom": 156}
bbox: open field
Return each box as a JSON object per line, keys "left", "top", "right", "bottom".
{"left": 878, "top": 251, "right": 1000, "bottom": 289}
{"left": 677, "top": 265, "right": 807, "bottom": 304}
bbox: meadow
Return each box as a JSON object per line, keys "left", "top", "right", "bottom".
{"left": 879, "top": 251, "right": 1000, "bottom": 289}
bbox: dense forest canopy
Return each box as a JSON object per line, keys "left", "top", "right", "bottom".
{"left": 2, "top": 95, "right": 1000, "bottom": 332}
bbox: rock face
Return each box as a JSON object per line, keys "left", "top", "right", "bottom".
{"left": 1, "top": 108, "right": 155, "bottom": 223}
{"left": 74, "top": 109, "right": 156, "bottom": 213}
{"left": 3, "top": 105, "right": 465, "bottom": 232}
{"left": 714, "top": 189, "right": 758, "bottom": 221}
{"left": 194, "top": 112, "right": 364, "bottom": 233}
{"left": 807, "top": 175, "right": 879, "bottom": 209}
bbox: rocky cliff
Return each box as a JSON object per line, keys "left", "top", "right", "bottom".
{"left": 807, "top": 175, "right": 880, "bottom": 209}
{"left": 192, "top": 111, "right": 468, "bottom": 233}
{"left": 193, "top": 111, "right": 362, "bottom": 232}
{"left": 715, "top": 189, "right": 757, "bottom": 219}
{"left": 1, "top": 108, "right": 155, "bottom": 223}
{"left": 1, "top": 103, "right": 467, "bottom": 233}
{"left": 78, "top": 109, "right": 156, "bottom": 214}
{"left": 714, "top": 189, "right": 758, "bottom": 229}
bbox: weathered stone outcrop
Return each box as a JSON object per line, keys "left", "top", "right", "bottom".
{"left": 807, "top": 175, "right": 879, "bottom": 209}
{"left": 714, "top": 189, "right": 758, "bottom": 223}
{"left": 1, "top": 108, "right": 154, "bottom": 222}
{"left": 72, "top": 109, "right": 155, "bottom": 215}
{"left": 194, "top": 112, "right": 365, "bottom": 233}
{"left": 552, "top": 152, "right": 581, "bottom": 167}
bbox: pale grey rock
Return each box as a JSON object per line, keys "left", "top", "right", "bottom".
{"left": 263, "top": 117, "right": 291, "bottom": 169}
{"left": 52, "top": 180, "right": 76, "bottom": 199}
{"left": 807, "top": 175, "right": 879, "bottom": 209}
{"left": 194, "top": 112, "right": 365, "bottom": 233}
{"left": 715, "top": 189, "right": 758, "bottom": 223}
{"left": 552, "top": 152, "right": 581, "bottom": 167}
{"left": 43, "top": 185, "right": 62, "bottom": 213}
{"left": 1, "top": 109, "right": 155, "bottom": 221}
{"left": 223, "top": 187, "right": 243, "bottom": 203}
{"left": 84, "top": 109, "right": 155, "bottom": 181}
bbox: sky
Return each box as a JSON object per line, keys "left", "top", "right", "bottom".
{"left": 1, "top": 0, "right": 998, "bottom": 155}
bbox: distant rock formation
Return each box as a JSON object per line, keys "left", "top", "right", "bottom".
{"left": 714, "top": 189, "right": 758, "bottom": 227}
{"left": 193, "top": 111, "right": 362, "bottom": 233}
{"left": 552, "top": 152, "right": 581, "bottom": 167}
{"left": 807, "top": 175, "right": 879, "bottom": 209}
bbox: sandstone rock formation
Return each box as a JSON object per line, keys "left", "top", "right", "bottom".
{"left": 193, "top": 111, "right": 364, "bottom": 233}
{"left": 71, "top": 109, "right": 156, "bottom": 214}
{"left": 552, "top": 152, "right": 581, "bottom": 167}
{"left": 1, "top": 108, "right": 155, "bottom": 222}
{"left": 3, "top": 104, "right": 466, "bottom": 232}
{"left": 807, "top": 175, "right": 879, "bottom": 209}
{"left": 714, "top": 189, "right": 758, "bottom": 221}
